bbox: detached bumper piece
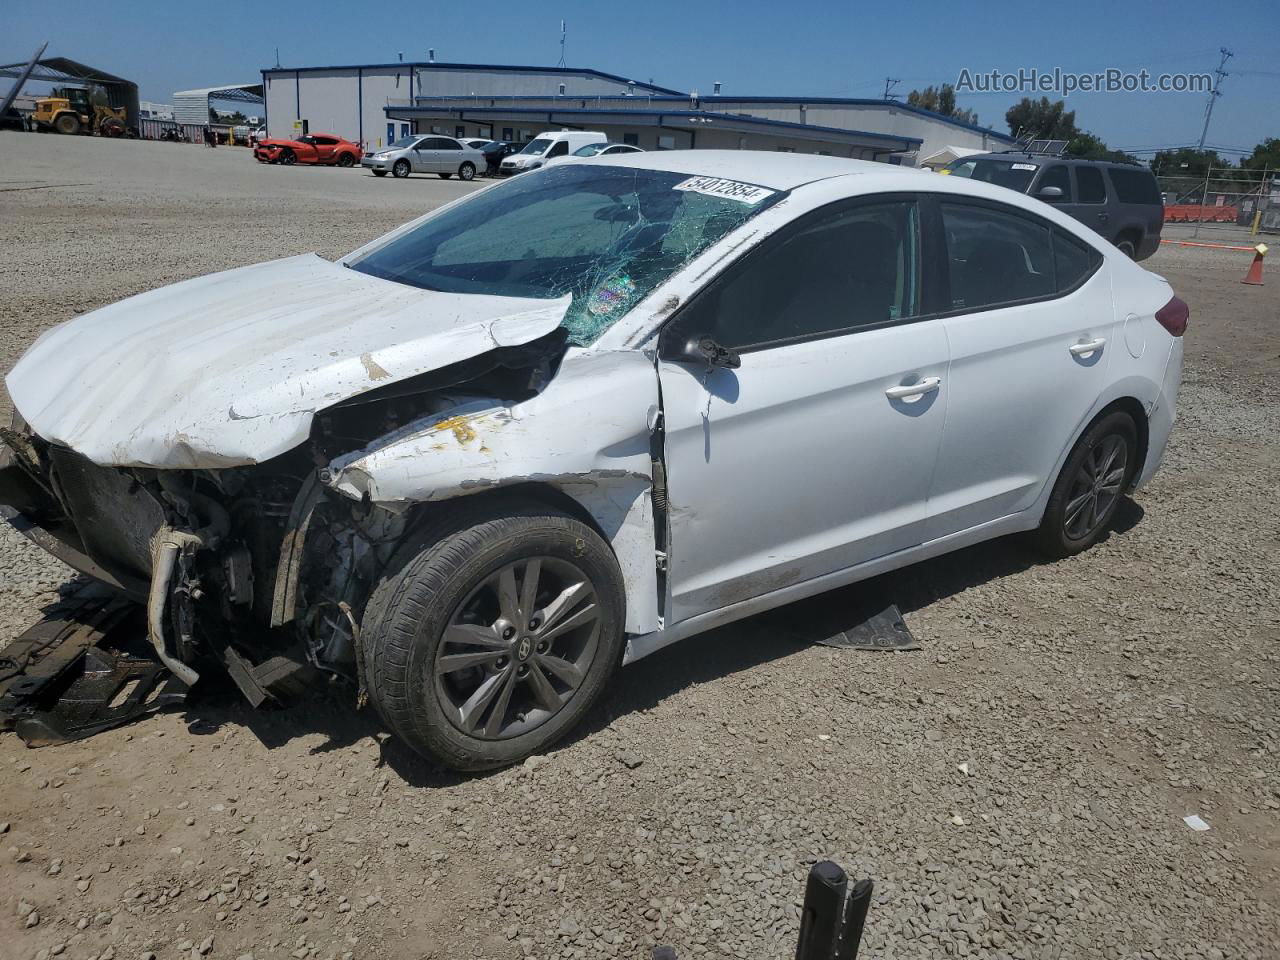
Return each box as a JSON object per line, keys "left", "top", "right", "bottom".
{"left": 817, "top": 601, "right": 920, "bottom": 652}
{"left": 0, "top": 587, "right": 188, "bottom": 747}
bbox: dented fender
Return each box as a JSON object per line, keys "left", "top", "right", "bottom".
{"left": 325, "top": 350, "right": 662, "bottom": 634}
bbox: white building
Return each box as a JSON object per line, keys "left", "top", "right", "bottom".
{"left": 262, "top": 60, "right": 1015, "bottom": 163}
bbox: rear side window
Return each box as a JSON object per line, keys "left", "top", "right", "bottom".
{"left": 942, "top": 201, "right": 1054, "bottom": 310}
{"left": 1075, "top": 166, "right": 1107, "bottom": 204}
{"left": 1052, "top": 229, "right": 1103, "bottom": 292}
{"left": 1036, "top": 165, "right": 1072, "bottom": 203}
{"left": 672, "top": 199, "right": 921, "bottom": 351}
{"left": 1107, "top": 167, "right": 1161, "bottom": 204}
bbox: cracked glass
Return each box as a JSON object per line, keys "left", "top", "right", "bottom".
{"left": 347, "top": 165, "right": 782, "bottom": 345}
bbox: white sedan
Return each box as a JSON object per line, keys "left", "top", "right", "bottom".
{"left": 1, "top": 152, "right": 1185, "bottom": 770}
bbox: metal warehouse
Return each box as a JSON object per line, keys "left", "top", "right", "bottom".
{"left": 261, "top": 60, "right": 1015, "bottom": 164}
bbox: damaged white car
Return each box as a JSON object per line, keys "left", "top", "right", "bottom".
{"left": 1, "top": 152, "right": 1186, "bottom": 769}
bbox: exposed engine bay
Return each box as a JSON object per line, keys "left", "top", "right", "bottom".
{"left": 0, "top": 330, "right": 570, "bottom": 709}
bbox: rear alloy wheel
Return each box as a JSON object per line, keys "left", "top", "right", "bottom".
{"left": 336, "top": 153, "right": 354, "bottom": 167}
{"left": 458, "top": 162, "right": 476, "bottom": 181}
{"left": 360, "top": 502, "right": 625, "bottom": 771}
{"left": 392, "top": 159, "right": 411, "bottom": 178}
{"left": 1034, "top": 411, "right": 1138, "bottom": 558}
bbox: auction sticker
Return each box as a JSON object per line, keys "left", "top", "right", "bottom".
{"left": 1011, "top": 163, "right": 1038, "bottom": 171}
{"left": 673, "top": 176, "right": 776, "bottom": 204}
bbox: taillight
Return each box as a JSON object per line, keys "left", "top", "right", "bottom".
{"left": 1155, "top": 295, "right": 1188, "bottom": 337}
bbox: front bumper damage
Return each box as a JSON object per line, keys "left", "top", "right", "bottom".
{"left": 0, "top": 325, "right": 580, "bottom": 728}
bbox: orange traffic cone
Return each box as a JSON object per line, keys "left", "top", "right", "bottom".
{"left": 1242, "top": 243, "right": 1267, "bottom": 285}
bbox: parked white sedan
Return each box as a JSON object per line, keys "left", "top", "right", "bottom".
{"left": 1, "top": 152, "right": 1185, "bottom": 770}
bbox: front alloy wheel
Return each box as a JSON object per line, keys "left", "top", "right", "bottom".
{"left": 360, "top": 502, "right": 625, "bottom": 771}
{"left": 436, "top": 557, "right": 600, "bottom": 740}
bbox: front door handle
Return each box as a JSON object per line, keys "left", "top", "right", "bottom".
{"left": 1098, "top": 212, "right": 1110, "bottom": 221}
{"left": 1070, "top": 337, "right": 1107, "bottom": 357}
{"left": 885, "top": 377, "right": 942, "bottom": 401}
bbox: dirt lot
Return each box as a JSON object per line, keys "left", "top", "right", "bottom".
{"left": 1, "top": 132, "right": 1277, "bottom": 960}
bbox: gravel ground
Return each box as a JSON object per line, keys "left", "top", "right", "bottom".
{"left": 1, "top": 132, "right": 1277, "bottom": 960}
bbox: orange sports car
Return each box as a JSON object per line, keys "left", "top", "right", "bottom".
{"left": 254, "top": 132, "right": 361, "bottom": 167}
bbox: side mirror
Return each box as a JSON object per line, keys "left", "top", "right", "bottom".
{"left": 1038, "top": 185, "right": 1064, "bottom": 200}
{"left": 672, "top": 336, "right": 741, "bottom": 370}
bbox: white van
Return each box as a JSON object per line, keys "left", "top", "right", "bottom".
{"left": 499, "top": 131, "right": 606, "bottom": 175}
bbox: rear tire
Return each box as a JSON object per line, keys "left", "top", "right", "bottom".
{"left": 54, "top": 113, "right": 81, "bottom": 135}
{"left": 1034, "top": 411, "right": 1138, "bottom": 559}
{"left": 360, "top": 500, "right": 625, "bottom": 771}
{"left": 337, "top": 153, "right": 354, "bottom": 167}
{"left": 392, "top": 159, "right": 411, "bottom": 178}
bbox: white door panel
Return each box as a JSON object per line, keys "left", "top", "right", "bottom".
{"left": 927, "top": 265, "right": 1117, "bottom": 537}
{"left": 659, "top": 322, "right": 948, "bottom": 624}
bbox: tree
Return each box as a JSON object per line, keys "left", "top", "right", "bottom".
{"left": 1242, "top": 137, "right": 1280, "bottom": 172}
{"left": 1065, "top": 130, "right": 1138, "bottom": 164}
{"left": 906, "top": 83, "right": 979, "bottom": 126}
{"left": 1005, "top": 97, "right": 1078, "bottom": 141}
{"left": 1151, "top": 147, "right": 1222, "bottom": 180}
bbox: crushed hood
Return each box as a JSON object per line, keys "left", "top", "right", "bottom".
{"left": 6, "top": 254, "right": 570, "bottom": 468}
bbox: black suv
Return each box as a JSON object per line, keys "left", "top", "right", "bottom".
{"left": 944, "top": 153, "right": 1163, "bottom": 260}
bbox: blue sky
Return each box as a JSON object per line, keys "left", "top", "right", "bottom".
{"left": 7, "top": 0, "right": 1277, "bottom": 158}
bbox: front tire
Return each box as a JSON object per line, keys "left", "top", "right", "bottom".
{"left": 392, "top": 159, "right": 411, "bottom": 178}
{"left": 458, "top": 162, "right": 476, "bottom": 181}
{"left": 280, "top": 149, "right": 296, "bottom": 165}
{"left": 1115, "top": 237, "right": 1138, "bottom": 259}
{"left": 336, "top": 153, "right": 354, "bottom": 167}
{"left": 1034, "top": 411, "right": 1138, "bottom": 558}
{"left": 361, "top": 501, "right": 625, "bottom": 771}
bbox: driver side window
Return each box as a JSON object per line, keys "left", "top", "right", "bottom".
{"left": 547, "top": 141, "right": 570, "bottom": 158}
{"left": 668, "top": 198, "right": 921, "bottom": 352}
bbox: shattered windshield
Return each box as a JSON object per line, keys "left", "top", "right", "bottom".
{"left": 347, "top": 165, "right": 783, "bottom": 345}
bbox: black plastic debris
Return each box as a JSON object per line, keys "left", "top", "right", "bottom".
{"left": 0, "top": 587, "right": 187, "bottom": 746}
{"left": 816, "top": 601, "right": 919, "bottom": 652}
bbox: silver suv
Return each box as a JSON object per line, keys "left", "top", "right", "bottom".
{"left": 362, "top": 135, "right": 484, "bottom": 181}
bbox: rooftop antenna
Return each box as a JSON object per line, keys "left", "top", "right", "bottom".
{"left": 428, "top": 48, "right": 436, "bottom": 63}
{"left": 273, "top": 46, "right": 281, "bottom": 69}
{"left": 883, "top": 77, "right": 901, "bottom": 102}
{"left": 1196, "top": 47, "right": 1233, "bottom": 150}
{"left": 398, "top": 51, "right": 404, "bottom": 62}
{"left": 557, "top": 20, "right": 567, "bottom": 68}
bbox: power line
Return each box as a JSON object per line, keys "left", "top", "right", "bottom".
{"left": 883, "top": 77, "right": 900, "bottom": 102}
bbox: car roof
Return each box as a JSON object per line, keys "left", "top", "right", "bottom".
{"left": 962, "top": 151, "right": 1152, "bottom": 172}
{"left": 580, "top": 149, "right": 910, "bottom": 190}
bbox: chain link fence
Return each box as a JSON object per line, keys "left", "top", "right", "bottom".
{"left": 1156, "top": 167, "right": 1277, "bottom": 238}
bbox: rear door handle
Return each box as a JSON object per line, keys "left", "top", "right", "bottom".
{"left": 885, "top": 377, "right": 942, "bottom": 401}
{"left": 1070, "top": 337, "right": 1107, "bottom": 357}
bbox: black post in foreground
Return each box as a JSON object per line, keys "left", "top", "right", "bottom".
{"left": 795, "top": 862, "right": 875, "bottom": 960}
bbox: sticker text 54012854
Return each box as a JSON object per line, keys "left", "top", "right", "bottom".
{"left": 673, "top": 176, "right": 776, "bottom": 205}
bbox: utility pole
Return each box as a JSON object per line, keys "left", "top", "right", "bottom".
{"left": 883, "top": 77, "right": 900, "bottom": 102}
{"left": 1197, "top": 47, "right": 1233, "bottom": 150}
